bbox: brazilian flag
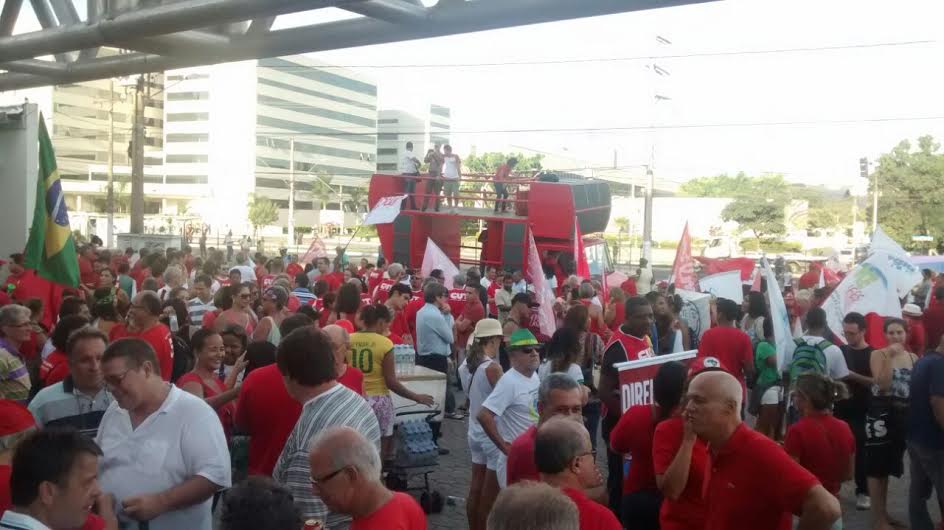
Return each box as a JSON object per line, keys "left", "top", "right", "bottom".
{"left": 24, "top": 115, "right": 80, "bottom": 287}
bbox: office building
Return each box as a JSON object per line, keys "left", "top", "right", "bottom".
{"left": 375, "top": 104, "right": 451, "bottom": 174}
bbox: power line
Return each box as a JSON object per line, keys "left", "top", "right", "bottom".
{"left": 254, "top": 40, "right": 938, "bottom": 69}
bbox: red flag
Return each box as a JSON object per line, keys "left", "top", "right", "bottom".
{"left": 750, "top": 267, "right": 762, "bottom": 292}
{"left": 300, "top": 233, "right": 327, "bottom": 264}
{"left": 694, "top": 256, "right": 756, "bottom": 281}
{"left": 574, "top": 220, "right": 591, "bottom": 280}
{"left": 670, "top": 222, "right": 699, "bottom": 291}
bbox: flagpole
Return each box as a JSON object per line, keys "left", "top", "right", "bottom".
{"left": 340, "top": 225, "right": 362, "bottom": 255}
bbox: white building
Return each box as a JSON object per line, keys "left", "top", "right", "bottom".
{"left": 376, "top": 104, "right": 451, "bottom": 173}
{"left": 0, "top": 73, "right": 171, "bottom": 239}
{"left": 166, "top": 55, "right": 378, "bottom": 234}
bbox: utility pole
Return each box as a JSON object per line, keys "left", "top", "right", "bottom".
{"left": 287, "top": 137, "right": 295, "bottom": 249}
{"left": 106, "top": 78, "right": 115, "bottom": 247}
{"left": 642, "top": 35, "right": 671, "bottom": 262}
{"left": 129, "top": 75, "right": 145, "bottom": 234}
{"left": 871, "top": 170, "right": 879, "bottom": 234}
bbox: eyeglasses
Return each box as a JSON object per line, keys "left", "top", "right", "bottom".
{"left": 309, "top": 466, "right": 350, "bottom": 487}
{"left": 103, "top": 370, "right": 131, "bottom": 389}
{"left": 518, "top": 347, "right": 539, "bottom": 354}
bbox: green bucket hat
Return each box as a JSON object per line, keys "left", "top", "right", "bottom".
{"left": 508, "top": 328, "right": 539, "bottom": 350}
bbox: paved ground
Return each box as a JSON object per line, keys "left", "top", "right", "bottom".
{"left": 417, "top": 388, "right": 931, "bottom": 530}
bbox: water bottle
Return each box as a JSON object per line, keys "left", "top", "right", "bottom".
{"left": 168, "top": 313, "right": 179, "bottom": 333}
{"left": 446, "top": 496, "right": 466, "bottom": 507}
{"left": 394, "top": 348, "right": 403, "bottom": 376}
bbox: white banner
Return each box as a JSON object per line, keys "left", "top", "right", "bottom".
{"left": 762, "top": 258, "right": 793, "bottom": 371}
{"left": 363, "top": 194, "right": 407, "bottom": 225}
{"left": 527, "top": 231, "right": 557, "bottom": 338}
{"left": 420, "top": 238, "right": 459, "bottom": 290}
{"left": 699, "top": 270, "right": 744, "bottom": 303}
{"left": 677, "top": 289, "right": 711, "bottom": 340}
{"left": 823, "top": 251, "right": 908, "bottom": 344}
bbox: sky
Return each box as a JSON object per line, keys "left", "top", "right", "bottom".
{"left": 289, "top": 0, "right": 944, "bottom": 192}
{"left": 12, "top": 0, "right": 944, "bottom": 192}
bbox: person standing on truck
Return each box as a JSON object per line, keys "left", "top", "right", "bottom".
{"left": 423, "top": 143, "right": 445, "bottom": 212}
{"left": 400, "top": 141, "right": 421, "bottom": 210}
{"left": 442, "top": 144, "right": 462, "bottom": 209}
{"left": 493, "top": 157, "right": 518, "bottom": 213}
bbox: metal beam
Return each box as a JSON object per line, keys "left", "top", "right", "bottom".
{"left": 0, "top": 0, "right": 23, "bottom": 37}
{"left": 49, "top": 0, "right": 80, "bottom": 25}
{"left": 27, "top": 0, "right": 75, "bottom": 63}
{"left": 246, "top": 16, "right": 275, "bottom": 36}
{"left": 0, "top": 0, "right": 715, "bottom": 91}
{"left": 0, "top": 0, "right": 365, "bottom": 63}
{"left": 0, "top": 59, "right": 67, "bottom": 76}
{"left": 341, "top": 0, "right": 429, "bottom": 24}
{"left": 122, "top": 30, "right": 231, "bottom": 56}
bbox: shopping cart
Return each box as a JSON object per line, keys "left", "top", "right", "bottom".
{"left": 384, "top": 406, "right": 445, "bottom": 514}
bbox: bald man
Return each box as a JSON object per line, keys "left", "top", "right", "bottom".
{"left": 535, "top": 419, "right": 621, "bottom": 530}
{"left": 308, "top": 426, "right": 426, "bottom": 529}
{"left": 685, "top": 371, "right": 840, "bottom": 530}
{"left": 487, "top": 482, "right": 579, "bottom": 530}
{"left": 323, "top": 324, "right": 364, "bottom": 396}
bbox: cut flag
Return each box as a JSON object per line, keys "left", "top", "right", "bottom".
{"left": 24, "top": 116, "right": 79, "bottom": 288}
{"left": 669, "top": 222, "right": 699, "bottom": 291}
{"left": 761, "top": 258, "right": 793, "bottom": 371}
{"left": 421, "top": 238, "right": 459, "bottom": 289}
{"left": 574, "top": 219, "right": 591, "bottom": 280}
{"left": 527, "top": 229, "right": 557, "bottom": 338}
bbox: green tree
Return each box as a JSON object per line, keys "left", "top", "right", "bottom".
{"left": 310, "top": 174, "right": 336, "bottom": 211}
{"left": 463, "top": 151, "right": 544, "bottom": 174}
{"left": 678, "top": 172, "right": 754, "bottom": 197}
{"left": 343, "top": 186, "right": 368, "bottom": 213}
{"left": 722, "top": 200, "right": 787, "bottom": 244}
{"left": 247, "top": 195, "right": 278, "bottom": 235}
{"left": 870, "top": 135, "right": 944, "bottom": 247}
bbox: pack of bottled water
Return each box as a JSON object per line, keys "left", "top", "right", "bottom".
{"left": 395, "top": 418, "right": 438, "bottom": 467}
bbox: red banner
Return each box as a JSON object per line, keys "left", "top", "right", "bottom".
{"left": 618, "top": 350, "right": 697, "bottom": 412}
{"left": 694, "top": 256, "right": 757, "bottom": 281}
{"left": 670, "top": 222, "right": 699, "bottom": 291}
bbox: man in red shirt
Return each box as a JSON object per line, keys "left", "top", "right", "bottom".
{"left": 324, "top": 324, "right": 364, "bottom": 396}
{"left": 235, "top": 357, "right": 303, "bottom": 476}
{"left": 535, "top": 418, "right": 622, "bottom": 530}
{"left": 366, "top": 260, "right": 386, "bottom": 299}
{"left": 924, "top": 287, "right": 944, "bottom": 355}
{"left": 309, "top": 426, "right": 426, "bottom": 530}
{"left": 455, "top": 284, "right": 486, "bottom": 357}
{"left": 506, "top": 373, "right": 584, "bottom": 486}
{"left": 108, "top": 291, "right": 174, "bottom": 381}
{"left": 685, "top": 370, "right": 840, "bottom": 530}
{"left": 597, "top": 296, "right": 655, "bottom": 512}
{"left": 77, "top": 245, "right": 99, "bottom": 289}
{"left": 386, "top": 283, "right": 415, "bottom": 345}
{"left": 447, "top": 275, "right": 468, "bottom": 318}
{"left": 620, "top": 276, "right": 638, "bottom": 297}
{"left": 696, "top": 298, "right": 754, "bottom": 391}
{"left": 373, "top": 263, "right": 405, "bottom": 303}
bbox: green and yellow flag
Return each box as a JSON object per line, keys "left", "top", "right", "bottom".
{"left": 23, "top": 115, "right": 80, "bottom": 287}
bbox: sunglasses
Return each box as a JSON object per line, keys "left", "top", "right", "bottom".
{"left": 516, "top": 347, "right": 539, "bottom": 354}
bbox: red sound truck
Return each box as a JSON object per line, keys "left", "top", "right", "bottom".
{"left": 367, "top": 172, "right": 614, "bottom": 278}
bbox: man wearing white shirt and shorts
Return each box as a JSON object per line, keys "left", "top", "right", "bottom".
{"left": 477, "top": 329, "right": 542, "bottom": 490}
{"left": 96, "top": 338, "right": 231, "bottom": 530}
{"left": 442, "top": 144, "right": 462, "bottom": 209}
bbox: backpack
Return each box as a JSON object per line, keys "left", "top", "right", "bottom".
{"left": 788, "top": 338, "right": 830, "bottom": 384}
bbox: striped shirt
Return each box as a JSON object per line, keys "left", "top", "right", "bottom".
{"left": 292, "top": 287, "right": 317, "bottom": 305}
{"left": 187, "top": 297, "right": 216, "bottom": 327}
{"left": 0, "top": 346, "right": 30, "bottom": 403}
{"left": 28, "top": 377, "right": 112, "bottom": 437}
{"left": 272, "top": 384, "right": 380, "bottom": 528}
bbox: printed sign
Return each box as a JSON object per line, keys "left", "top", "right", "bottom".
{"left": 617, "top": 350, "right": 697, "bottom": 412}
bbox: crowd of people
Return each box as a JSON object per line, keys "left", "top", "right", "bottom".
{"left": 1, "top": 239, "right": 944, "bottom": 530}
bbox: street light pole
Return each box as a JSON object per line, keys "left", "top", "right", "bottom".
{"left": 287, "top": 136, "right": 295, "bottom": 249}
{"left": 106, "top": 77, "right": 115, "bottom": 247}
{"left": 872, "top": 170, "right": 879, "bottom": 233}
{"left": 129, "top": 74, "right": 145, "bottom": 234}
{"left": 642, "top": 35, "right": 671, "bottom": 262}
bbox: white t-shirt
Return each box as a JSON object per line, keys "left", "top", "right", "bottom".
{"left": 537, "top": 361, "right": 585, "bottom": 385}
{"left": 481, "top": 368, "right": 539, "bottom": 443}
{"left": 400, "top": 150, "right": 419, "bottom": 173}
{"left": 229, "top": 265, "right": 256, "bottom": 283}
{"left": 782, "top": 335, "right": 850, "bottom": 380}
{"left": 96, "top": 385, "right": 231, "bottom": 530}
{"left": 442, "top": 154, "right": 461, "bottom": 179}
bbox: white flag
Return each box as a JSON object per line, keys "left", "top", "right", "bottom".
{"left": 699, "top": 270, "right": 743, "bottom": 304}
{"left": 869, "top": 226, "right": 921, "bottom": 298}
{"left": 364, "top": 194, "right": 407, "bottom": 225}
{"left": 527, "top": 231, "right": 557, "bottom": 338}
{"left": 761, "top": 258, "right": 793, "bottom": 371}
{"left": 823, "top": 251, "right": 909, "bottom": 344}
{"left": 420, "top": 238, "right": 459, "bottom": 289}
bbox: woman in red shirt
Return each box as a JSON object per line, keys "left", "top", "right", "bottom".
{"left": 784, "top": 373, "right": 855, "bottom": 525}
{"left": 652, "top": 361, "right": 707, "bottom": 530}
{"left": 610, "top": 361, "right": 687, "bottom": 530}
{"left": 177, "top": 328, "right": 247, "bottom": 438}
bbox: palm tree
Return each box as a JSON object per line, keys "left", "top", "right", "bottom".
{"left": 310, "top": 174, "right": 335, "bottom": 211}
{"left": 343, "top": 186, "right": 368, "bottom": 213}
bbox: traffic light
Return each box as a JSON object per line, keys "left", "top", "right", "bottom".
{"left": 859, "top": 157, "right": 869, "bottom": 179}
